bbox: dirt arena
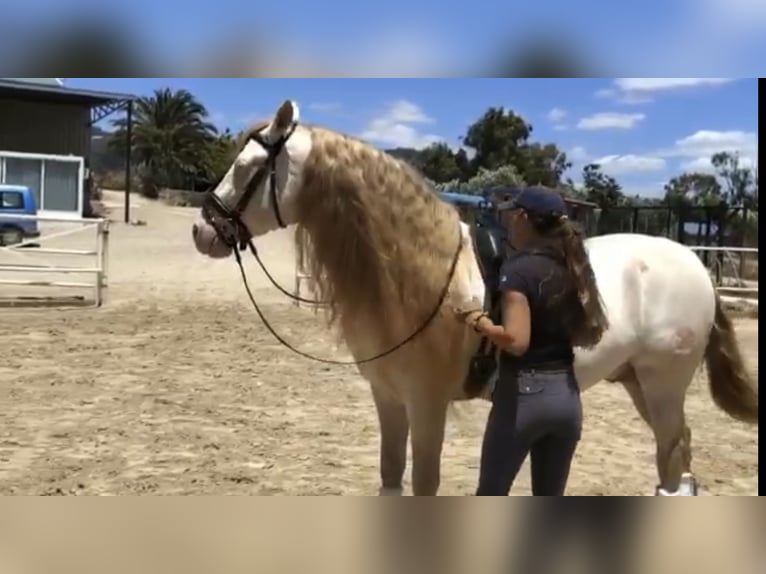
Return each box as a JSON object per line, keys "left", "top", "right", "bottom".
{"left": 0, "top": 191, "right": 758, "bottom": 495}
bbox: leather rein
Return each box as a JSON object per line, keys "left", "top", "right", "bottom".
{"left": 201, "top": 122, "right": 464, "bottom": 366}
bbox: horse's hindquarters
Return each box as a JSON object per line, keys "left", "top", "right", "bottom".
{"left": 574, "top": 234, "right": 717, "bottom": 389}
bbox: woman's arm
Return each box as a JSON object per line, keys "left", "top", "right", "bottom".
{"left": 467, "top": 290, "right": 531, "bottom": 356}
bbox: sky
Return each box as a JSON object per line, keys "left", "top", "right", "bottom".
{"left": 67, "top": 77, "right": 758, "bottom": 198}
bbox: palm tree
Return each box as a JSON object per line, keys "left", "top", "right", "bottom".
{"left": 110, "top": 88, "right": 218, "bottom": 196}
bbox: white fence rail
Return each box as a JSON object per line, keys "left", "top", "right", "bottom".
{"left": 688, "top": 245, "right": 758, "bottom": 306}
{"left": 0, "top": 213, "right": 110, "bottom": 306}
{"left": 294, "top": 248, "right": 312, "bottom": 307}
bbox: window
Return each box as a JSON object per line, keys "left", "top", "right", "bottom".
{"left": 3, "top": 157, "right": 42, "bottom": 208}
{"left": 0, "top": 191, "right": 23, "bottom": 209}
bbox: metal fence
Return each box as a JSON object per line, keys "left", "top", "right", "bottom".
{"left": 589, "top": 204, "right": 759, "bottom": 285}
{"left": 590, "top": 205, "right": 758, "bottom": 248}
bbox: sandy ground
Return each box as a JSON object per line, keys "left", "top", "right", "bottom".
{"left": 0, "top": 191, "right": 759, "bottom": 495}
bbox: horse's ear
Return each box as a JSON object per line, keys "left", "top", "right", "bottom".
{"left": 274, "top": 100, "right": 300, "bottom": 130}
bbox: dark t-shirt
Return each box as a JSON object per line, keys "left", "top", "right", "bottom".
{"left": 497, "top": 251, "right": 578, "bottom": 370}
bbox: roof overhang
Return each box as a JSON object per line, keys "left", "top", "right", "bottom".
{"left": 0, "top": 78, "right": 136, "bottom": 107}
{"left": 0, "top": 79, "right": 138, "bottom": 125}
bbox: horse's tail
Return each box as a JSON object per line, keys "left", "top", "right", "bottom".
{"left": 704, "top": 293, "right": 758, "bottom": 424}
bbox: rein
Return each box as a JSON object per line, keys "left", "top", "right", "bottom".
{"left": 233, "top": 231, "right": 462, "bottom": 365}
{"left": 202, "top": 122, "right": 464, "bottom": 366}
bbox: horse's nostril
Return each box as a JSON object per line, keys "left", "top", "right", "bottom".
{"left": 192, "top": 224, "right": 199, "bottom": 238}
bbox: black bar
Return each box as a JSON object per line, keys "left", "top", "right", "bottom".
{"left": 124, "top": 100, "right": 133, "bottom": 224}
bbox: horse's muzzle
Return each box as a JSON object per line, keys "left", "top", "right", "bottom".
{"left": 192, "top": 219, "right": 233, "bottom": 259}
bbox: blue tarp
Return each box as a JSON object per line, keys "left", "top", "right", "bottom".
{"left": 437, "top": 191, "right": 494, "bottom": 208}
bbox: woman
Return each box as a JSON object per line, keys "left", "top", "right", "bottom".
{"left": 459, "top": 187, "right": 609, "bottom": 496}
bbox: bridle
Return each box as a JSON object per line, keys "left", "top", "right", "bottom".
{"left": 202, "top": 123, "right": 296, "bottom": 252}
{"left": 200, "top": 121, "right": 464, "bottom": 366}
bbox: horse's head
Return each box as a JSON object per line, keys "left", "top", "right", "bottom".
{"left": 192, "top": 99, "right": 313, "bottom": 258}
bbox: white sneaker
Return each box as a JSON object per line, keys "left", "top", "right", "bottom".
{"left": 655, "top": 474, "right": 698, "bottom": 496}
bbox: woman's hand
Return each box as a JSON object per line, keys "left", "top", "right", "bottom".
{"left": 455, "top": 291, "right": 531, "bottom": 355}
{"left": 454, "top": 307, "right": 494, "bottom": 333}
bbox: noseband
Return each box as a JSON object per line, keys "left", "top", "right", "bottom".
{"left": 201, "top": 123, "right": 296, "bottom": 250}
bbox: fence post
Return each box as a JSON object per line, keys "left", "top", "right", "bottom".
{"left": 738, "top": 206, "right": 748, "bottom": 281}
{"left": 95, "top": 221, "right": 104, "bottom": 307}
{"left": 676, "top": 206, "right": 686, "bottom": 245}
{"left": 102, "top": 219, "right": 110, "bottom": 289}
{"left": 714, "top": 206, "right": 726, "bottom": 285}
{"left": 702, "top": 208, "right": 712, "bottom": 268}
{"left": 631, "top": 208, "right": 639, "bottom": 233}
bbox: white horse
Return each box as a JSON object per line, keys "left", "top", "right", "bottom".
{"left": 192, "top": 100, "right": 758, "bottom": 496}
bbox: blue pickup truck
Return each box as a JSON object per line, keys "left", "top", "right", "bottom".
{"left": 0, "top": 184, "right": 40, "bottom": 246}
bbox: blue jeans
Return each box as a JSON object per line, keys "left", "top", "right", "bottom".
{"left": 476, "top": 367, "right": 582, "bottom": 496}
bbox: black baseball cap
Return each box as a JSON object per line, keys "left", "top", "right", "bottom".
{"left": 496, "top": 186, "right": 567, "bottom": 216}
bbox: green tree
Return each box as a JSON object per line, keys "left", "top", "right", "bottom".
{"left": 110, "top": 87, "right": 218, "bottom": 197}
{"left": 435, "top": 165, "right": 525, "bottom": 194}
{"left": 461, "top": 107, "right": 569, "bottom": 187}
{"left": 462, "top": 107, "right": 532, "bottom": 174}
{"left": 386, "top": 144, "right": 474, "bottom": 183}
{"left": 203, "top": 128, "right": 239, "bottom": 184}
{"left": 558, "top": 177, "right": 587, "bottom": 201}
{"left": 517, "top": 142, "right": 572, "bottom": 188}
{"left": 416, "top": 142, "right": 463, "bottom": 183}
{"left": 711, "top": 151, "right": 757, "bottom": 208}
{"left": 454, "top": 148, "right": 472, "bottom": 181}
{"left": 663, "top": 172, "right": 722, "bottom": 207}
{"left": 582, "top": 163, "right": 625, "bottom": 207}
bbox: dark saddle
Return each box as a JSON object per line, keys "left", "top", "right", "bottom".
{"left": 463, "top": 220, "right": 506, "bottom": 400}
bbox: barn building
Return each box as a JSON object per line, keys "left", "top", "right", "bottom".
{"left": 0, "top": 78, "right": 136, "bottom": 220}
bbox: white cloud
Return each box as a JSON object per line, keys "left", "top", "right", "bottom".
{"left": 547, "top": 107, "right": 568, "bottom": 131}
{"left": 679, "top": 157, "right": 719, "bottom": 173}
{"left": 615, "top": 78, "right": 733, "bottom": 93}
{"left": 595, "top": 78, "right": 734, "bottom": 104}
{"left": 591, "top": 154, "right": 667, "bottom": 175}
{"left": 680, "top": 153, "right": 758, "bottom": 173}
{"left": 547, "top": 107, "right": 567, "bottom": 123}
{"left": 381, "top": 99, "right": 434, "bottom": 124}
{"left": 657, "top": 129, "right": 758, "bottom": 174}
{"left": 594, "top": 88, "right": 653, "bottom": 105}
{"left": 577, "top": 112, "right": 646, "bottom": 130}
{"left": 668, "top": 129, "right": 757, "bottom": 159}
{"left": 568, "top": 146, "right": 590, "bottom": 162}
{"left": 359, "top": 100, "right": 443, "bottom": 149}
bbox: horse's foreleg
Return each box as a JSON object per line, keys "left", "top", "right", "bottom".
{"left": 371, "top": 384, "right": 409, "bottom": 496}
{"left": 406, "top": 389, "right": 449, "bottom": 496}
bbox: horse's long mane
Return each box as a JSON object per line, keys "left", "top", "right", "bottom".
{"left": 290, "top": 125, "right": 462, "bottom": 339}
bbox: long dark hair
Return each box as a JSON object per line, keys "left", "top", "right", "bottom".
{"left": 526, "top": 211, "right": 609, "bottom": 349}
